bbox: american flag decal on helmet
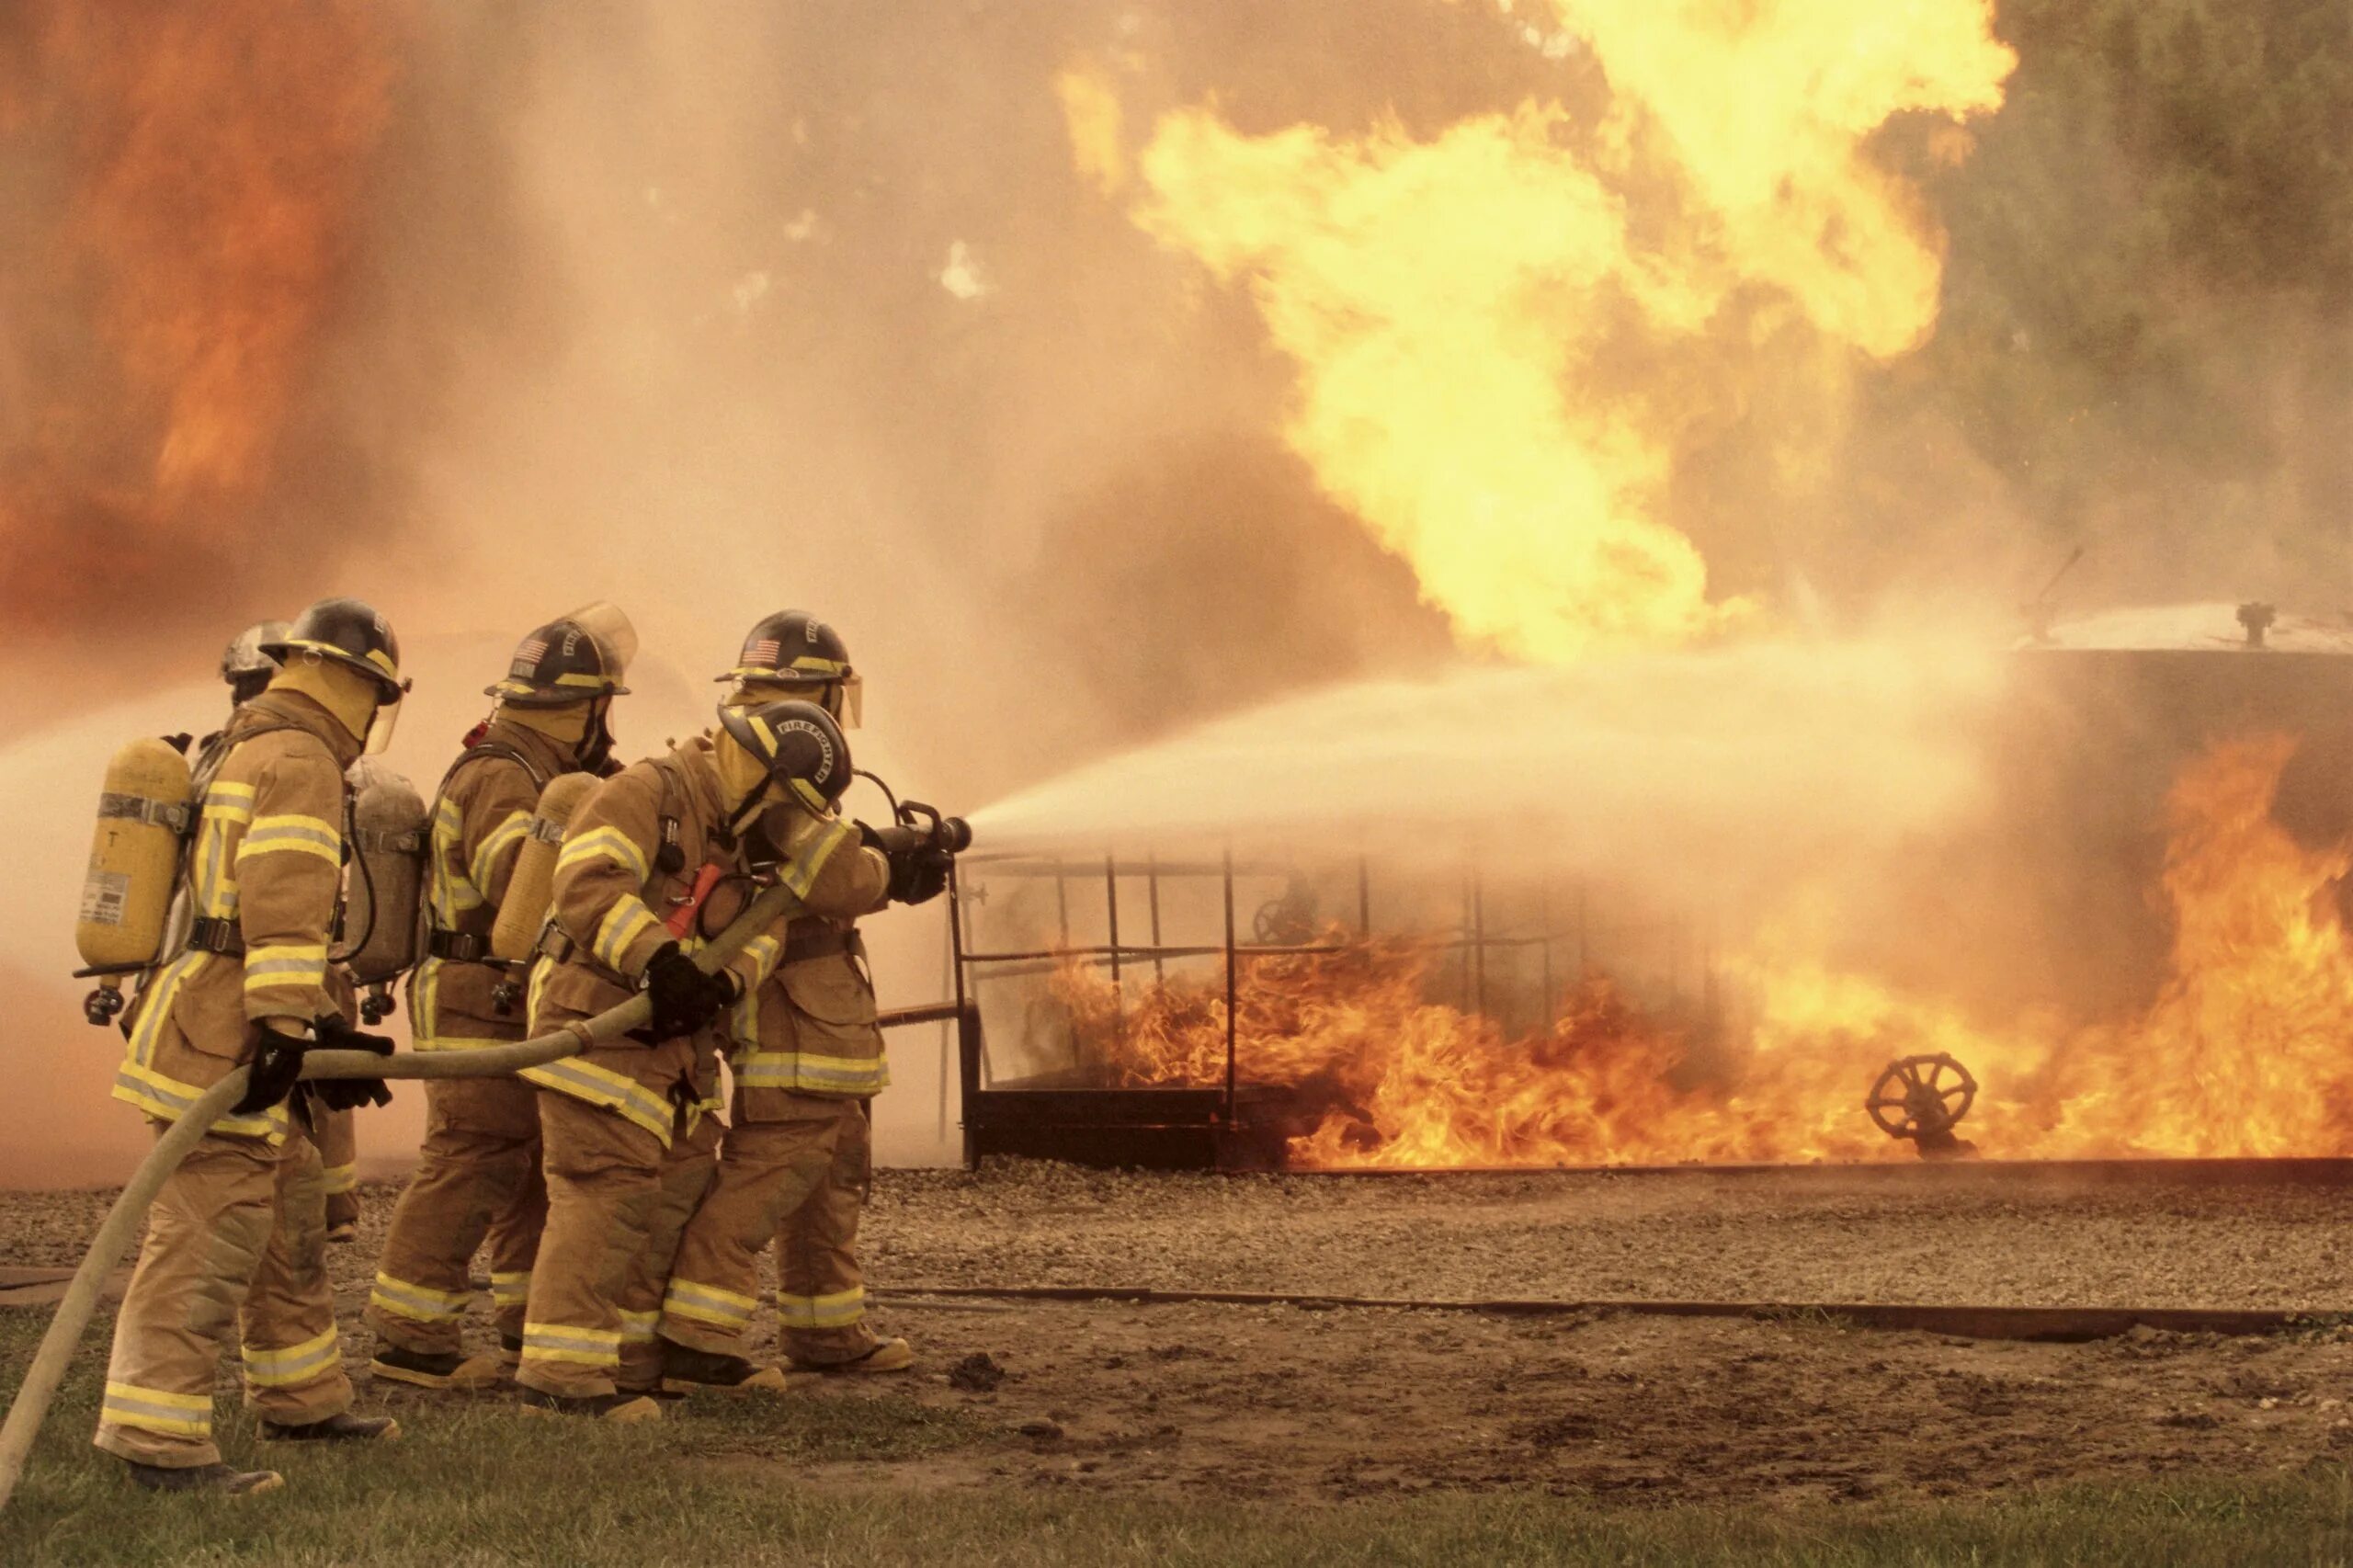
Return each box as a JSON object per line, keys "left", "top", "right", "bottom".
{"left": 513, "top": 637, "right": 548, "bottom": 674}
{"left": 746, "top": 638, "right": 780, "bottom": 665}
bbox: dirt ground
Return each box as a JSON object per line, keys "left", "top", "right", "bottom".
{"left": 7, "top": 1160, "right": 2353, "bottom": 1507}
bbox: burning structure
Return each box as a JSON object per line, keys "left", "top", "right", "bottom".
{"left": 953, "top": 603, "right": 2353, "bottom": 1173}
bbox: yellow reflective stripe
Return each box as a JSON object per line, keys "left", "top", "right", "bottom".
{"left": 321, "top": 1163, "right": 357, "bottom": 1195}
{"left": 662, "top": 1278, "right": 760, "bottom": 1327}
{"left": 521, "top": 1322, "right": 621, "bottom": 1367}
{"left": 736, "top": 1051, "right": 889, "bottom": 1094}
{"left": 126, "top": 953, "right": 206, "bottom": 1068}
{"left": 778, "top": 1287, "right": 865, "bottom": 1329}
{"left": 490, "top": 1271, "right": 532, "bottom": 1306}
{"left": 470, "top": 810, "right": 531, "bottom": 893}
{"left": 558, "top": 824, "right": 650, "bottom": 884}
{"left": 241, "top": 1325, "right": 343, "bottom": 1387}
{"left": 204, "top": 779, "right": 257, "bottom": 820}
{"left": 112, "top": 1058, "right": 288, "bottom": 1143}
{"left": 195, "top": 818, "right": 238, "bottom": 918}
{"left": 411, "top": 1035, "right": 517, "bottom": 1053}
{"left": 777, "top": 819, "right": 854, "bottom": 900}
{"left": 592, "top": 899, "right": 659, "bottom": 972}
{"left": 244, "top": 943, "right": 330, "bottom": 993}
{"left": 369, "top": 1272, "right": 472, "bottom": 1323}
{"left": 618, "top": 1307, "right": 659, "bottom": 1344}
{"left": 429, "top": 801, "right": 479, "bottom": 921}
{"left": 101, "top": 1382, "right": 211, "bottom": 1436}
{"left": 517, "top": 1058, "right": 676, "bottom": 1144}
{"left": 414, "top": 954, "right": 442, "bottom": 1039}
{"left": 733, "top": 934, "right": 784, "bottom": 988}
{"left": 236, "top": 813, "right": 342, "bottom": 866}
{"left": 525, "top": 957, "right": 552, "bottom": 1033}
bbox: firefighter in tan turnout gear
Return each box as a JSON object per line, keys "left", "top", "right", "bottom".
{"left": 216, "top": 621, "right": 369, "bottom": 1242}
{"left": 95, "top": 598, "right": 405, "bottom": 1497}
{"left": 511, "top": 696, "right": 855, "bottom": 1418}
{"left": 653, "top": 613, "right": 948, "bottom": 1381}
{"left": 222, "top": 625, "right": 362, "bottom": 1244}
{"left": 365, "top": 607, "right": 636, "bottom": 1392}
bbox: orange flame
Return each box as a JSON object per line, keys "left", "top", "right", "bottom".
{"left": 0, "top": 1, "right": 399, "bottom": 623}
{"left": 1052, "top": 736, "right": 2353, "bottom": 1165}
{"left": 1089, "top": 0, "right": 2014, "bottom": 664}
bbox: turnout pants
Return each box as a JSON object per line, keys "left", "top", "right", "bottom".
{"left": 366, "top": 1077, "right": 548, "bottom": 1354}
{"left": 94, "top": 1124, "right": 353, "bottom": 1469}
{"left": 779, "top": 1099, "right": 881, "bottom": 1365}
{"left": 654, "top": 1101, "right": 843, "bottom": 1355}
{"left": 515, "top": 1091, "right": 710, "bottom": 1400}
{"left": 314, "top": 1105, "right": 360, "bottom": 1233}
{"left": 616, "top": 1114, "right": 720, "bottom": 1391}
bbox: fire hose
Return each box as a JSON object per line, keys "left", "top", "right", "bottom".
{"left": 0, "top": 881, "right": 803, "bottom": 1516}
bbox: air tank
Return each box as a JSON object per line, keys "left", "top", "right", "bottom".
{"left": 74, "top": 736, "right": 194, "bottom": 1025}
{"left": 492, "top": 771, "right": 599, "bottom": 961}
{"left": 342, "top": 757, "right": 427, "bottom": 1019}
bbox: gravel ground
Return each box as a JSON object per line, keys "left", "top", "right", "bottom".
{"left": 9, "top": 1160, "right": 2353, "bottom": 1505}
{"left": 861, "top": 1162, "right": 2353, "bottom": 1310}
{"left": 5, "top": 1160, "right": 2350, "bottom": 1307}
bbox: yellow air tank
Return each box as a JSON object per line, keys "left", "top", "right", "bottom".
{"left": 76, "top": 736, "right": 194, "bottom": 1025}
{"left": 492, "top": 771, "right": 597, "bottom": 961}
{"left": 342, "top": 757, "right": 427, "bottom": 1021}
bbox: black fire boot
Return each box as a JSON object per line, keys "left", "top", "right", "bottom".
{"left": 124, "top": 1460, "right": 284, "bottom": 1496}
{"left": 370, "top": 1345, "right": 503, "bottom": 1391}
{"left": 516, "top": 1387, "right": 663, "bottom": 1423}
{"left": 258, "top": 1412, "right": 402, "bottom": 1443}
{"left": 659, "top": 1341, "right": 790, "bottom": 1394}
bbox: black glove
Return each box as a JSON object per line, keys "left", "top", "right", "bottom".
{"left": 890, "top": 846, "right": 952, "bottom": 906}
{"left": 232, "top": 1020, "right": 312, "bottom": 1116}
{"left": 640, "top": 943, "right": 737, "bottom": 1041}
{"left": 308, "top": 1016, "right": 395, "bottom": 1111}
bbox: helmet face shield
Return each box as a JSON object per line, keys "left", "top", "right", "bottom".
{"left": 363, "top": 691, "right": 404, "bottom": 756}
{"left": 831, "top": 674, "right": 863, "bottom": 731}
{"left": 560, "top": 600, "right": 640, "bottom": 683}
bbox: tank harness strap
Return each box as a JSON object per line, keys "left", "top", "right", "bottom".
{"left": 187, "top": 917, "right": 246, "bottom": 958}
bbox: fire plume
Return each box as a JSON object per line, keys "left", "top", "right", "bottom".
{"left": 1100, "top": 0, "right": 2013, "bottom": 664}
{"left": 0, "top": 0, "right": 399, "bottom": 623}
{"left": 1053, "top": 737, "right": 2353, "bottom": 1166}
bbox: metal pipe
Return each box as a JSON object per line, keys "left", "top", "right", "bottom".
{"left": 1146, "top": 854, "right": 1165, "bottom": 985}
{"left": 1104, "top": 854, "right": 1122, "bottom": 1027}
{"left": 1539, "top": 881, "right": 1555, "bottom": 1025}
{"left": 1471, "top": 869, "right": 1488, "bottom": 1020}
{"left": 0, "top": 882, "right": 801, "bottom": 1516}
{"left": 1222, "top": 847, "right": 1237, "bottom": 1123}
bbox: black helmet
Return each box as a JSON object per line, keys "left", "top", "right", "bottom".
{"left": 717, "top": 610, "right": 852, "bottom": 687}
{"left": 715, "top": 699, "right": 852, "bottom": 813}
{"left": 261, "top": 597, "right": 407, "bottom": 701}
{"left": 221, "top": 619, "right": 290, "bottom": 698}
{"left": 486, "top": 611, "right": 633, "bottom": 707}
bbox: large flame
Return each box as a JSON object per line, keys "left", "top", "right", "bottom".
{"left": 1053, "top": 736, "right": 2353, "bottom": 1165}
{"left": 0, "top": 0, "right": 398, "bottom": 622}
{"left": 1081, "top": 0, "right": 2013, "bottom": 663}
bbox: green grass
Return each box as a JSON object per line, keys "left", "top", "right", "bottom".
{"left": 7, "top": 1307, "right": 2353, "bottom": 1566}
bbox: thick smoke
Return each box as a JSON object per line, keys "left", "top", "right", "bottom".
{"left": 0, "top": 1, "right": 2343, "bottom": 1182}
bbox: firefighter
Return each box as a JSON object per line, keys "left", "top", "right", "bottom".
{"left": 510, "top": 696, "right": 853, "bottom": 1418}
{"left": 216, "top": 623, "right": 369, "bottom": 1242}
{"left": 651, "top": 613, "right": 946, "bottom": 1385}
{"left": 217, "top": 620, "right": 289, "bottom": 713}
{"left": 364, "top": 607, "right": 635, "bottom": 1392}
{"left": 95, "top": 598, "right": 404, "bottom": 1496}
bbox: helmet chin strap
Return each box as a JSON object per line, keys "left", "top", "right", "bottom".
{"left": 722, "top": 782, "right": 775, "bottom": 849}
